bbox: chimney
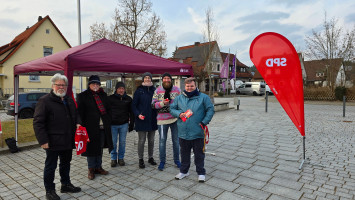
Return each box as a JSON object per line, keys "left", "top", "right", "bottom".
{"left": 26, "top": 26, "right": 30, "bottom": 30}
{"left": 38, "top": 16, "right": 43, "bottom": 22}
{"left": 194, "top": 42, "right": 200, "bottom": 46}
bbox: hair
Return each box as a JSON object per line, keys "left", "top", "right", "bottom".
{"left": 184, "top": 77, "right": 196, "bottom": 85}
{"left": 50, "top": 73, "right": 68, "bottom": 86}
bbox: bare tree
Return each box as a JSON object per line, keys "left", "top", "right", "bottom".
{"left": 201, "top": 7, "right": 219, "bottom": 96}
{"left": 90, "top": 0, "right": 167, "bottom": 56}
{"left": 305, "top": 13, "right": 355, "bottom": 88}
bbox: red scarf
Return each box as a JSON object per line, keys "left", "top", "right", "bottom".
{"left": 91, "top": 88, "right": 106, "bottom": 115}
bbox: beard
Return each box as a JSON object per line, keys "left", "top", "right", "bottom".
{"left": 53, "top": 89, "right": 66, "bottom": 98}
{"left": 162, "top": 81, "right": 172, "bottom": 89}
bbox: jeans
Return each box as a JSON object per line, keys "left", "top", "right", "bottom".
{"left": 158, "top": 122, "right": 179, "bottom": 163}
{"left": 44, "top": 149, "right": 72, "bottom": 191}
{"left": 111, "top": 123, "right": 129, "bottom": 160}
{"left": 137, "top": 131, "right": 155, "bottom": 159}
{"left": 87, "top": 129, "right": 105, "bottom": 169}
{"left": 179, "top": 138, "right": 205, "bottom": 175}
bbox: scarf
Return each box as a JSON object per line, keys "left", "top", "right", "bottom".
{"left": 91, "top": 88, "right": 106, "bottom": 115}
{"left": 184, "top": 89, "right": 199, "bottom": 98}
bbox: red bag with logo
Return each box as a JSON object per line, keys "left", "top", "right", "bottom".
{"left": 75, "top": 126, "right": 90, "bottom": 155}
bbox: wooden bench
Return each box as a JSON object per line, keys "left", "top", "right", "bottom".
{"left": 214, "top": 102, "right": 230, "bottom": 112}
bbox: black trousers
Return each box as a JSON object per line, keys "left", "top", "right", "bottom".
{"left": 179, "top": 138, "right": 205, "bottom": 175}
{"left": 44, "top": 149, "right": 72, "bottom": 191}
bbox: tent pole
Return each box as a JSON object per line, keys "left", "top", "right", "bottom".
{"left": 14, "top": 75, "right": 19, "bottom": 146}
{"left": 299, "top": 136, "right": 306, "bottom": 170}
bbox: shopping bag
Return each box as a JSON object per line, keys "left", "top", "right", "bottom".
{"left": 75, "top": 126, "right": 90, "bottom": 155}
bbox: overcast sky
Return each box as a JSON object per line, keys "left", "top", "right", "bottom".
{"left": 0, "top": 0, "right": 354, "bottom": 66}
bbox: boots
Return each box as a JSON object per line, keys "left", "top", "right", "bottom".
{"left": 148, "top": 157, "right": 157, "bottom": 165}
{"left": 139, "top": 159, "right": 145, "bottom": 168}
{"left": 88, "top": 168, "right": 95, "bottom": 180}
{"left": 118, "top": 159, "right": 125, "bottom": 166}
{"left": 95, "top": 167, "right": 109, "bottom": 175}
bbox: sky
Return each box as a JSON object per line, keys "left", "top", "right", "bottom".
{"left": 0, "top": 0, "right": 354, "bottom": 66}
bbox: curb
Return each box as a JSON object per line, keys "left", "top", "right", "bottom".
{"left": 0, "top": 141, "right": 39, "bottom": 155}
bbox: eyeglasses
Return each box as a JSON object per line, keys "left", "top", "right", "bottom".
{"left": 54, "top": 84, "right": 67, "bottom": 87}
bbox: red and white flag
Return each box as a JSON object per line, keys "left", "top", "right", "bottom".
{"left": 75, "top": 126, "right": 90, "bottom": 155}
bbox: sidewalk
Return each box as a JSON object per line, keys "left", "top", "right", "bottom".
{"left": 0, "top": 96, "right": 354, "bottom": 199}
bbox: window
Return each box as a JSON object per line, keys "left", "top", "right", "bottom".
{"left": 43, "top": 47, "right": 53, "bottom": 57}
{"left": 29, "top": 75, "right": 40, "bottom": 82}
{"left": 46, "top": 29, "right": 50, "bottom": 34}
{"left": 217, "top": 64, "right": 220, "bottom": 71}
{"left": 245, "top": 84, "right": 252, "bottom": 88}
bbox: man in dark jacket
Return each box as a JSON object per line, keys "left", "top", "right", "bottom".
{"left": 77, "top": 75, "right": 113, "bottom": 180}
{"left": 34, "top": 73, "right": 81, "bottom": 200}
{"left": 109, "top": 82, "right": 134, "bottom": 167}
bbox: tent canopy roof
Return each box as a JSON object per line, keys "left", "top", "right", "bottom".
{"left": 14, "top": 38, "right": 193, "bottom": 77}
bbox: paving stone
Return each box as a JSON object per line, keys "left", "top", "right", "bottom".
{"left": 216, "top": 191, "right": 253, "bottom": 200}
{"left": 206, "top": 177, "right": 240, "bottom": 192}
{"left": 190, "top": 182, "right": 224, "bottom": 198}
{"left": 234, "top": 176, "right": 266, "bottom": 190}
{"left": 269, "top": 177, "right": 304, "bottom": 190}
{"left": 262, "top": 183, "right": 303, "bottom": 199}
{"left": 239, "top": 170, "right": 272, "bottom": 182}
{"left": 160, "top": 185, "right": 193, "bottom": 199}
{"left": 234, "top": 185, "right": 271, "bottom": 200}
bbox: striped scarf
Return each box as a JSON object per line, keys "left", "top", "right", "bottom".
{"left": 91, "top": 89, "right": 106, "bottom": 115}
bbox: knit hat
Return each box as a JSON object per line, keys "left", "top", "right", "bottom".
{"left": 115, "top": 82, "right": 125, "bottom": 90}
{"left": 88, "top": 75, "right": 101, "bottom": 85}
{"left": 142, "top": 72, "right": 152, "bottom": 81}
{"left": 161, "top": 72, "right": 172, "bottom": 80}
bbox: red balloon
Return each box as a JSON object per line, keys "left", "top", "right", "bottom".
{"left": 250, "top": 32, "right": 305, "bottom": 136}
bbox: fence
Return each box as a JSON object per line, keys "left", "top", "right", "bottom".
{"left": 304, "top": 87, "right": 355, "bottom": 102}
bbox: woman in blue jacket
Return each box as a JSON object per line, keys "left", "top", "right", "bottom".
{"left": 170, "top": 77, "right": 214, "bottom": 182}
{"left": 132, "top": 72, "right": 158, "bottom": 168}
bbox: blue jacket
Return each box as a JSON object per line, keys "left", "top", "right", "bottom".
{"left": 170, "top": 90, "right": 214, "bottom": 140}
{"left": 132, "top": 85, "right": 158, "bottom": 131}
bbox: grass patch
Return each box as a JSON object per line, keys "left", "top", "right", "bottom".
{"left": 1, "top": 119, "right": 37, "bottom": 144}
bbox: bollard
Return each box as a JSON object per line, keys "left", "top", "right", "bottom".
{"left": 265, "top": 92, "right": 269, "bottom": 112}
{"left": 343, "top": 96, "right": 346, "bottom": 117}
{"left": 234, "top": 97, "right": 240, "bottom": 110}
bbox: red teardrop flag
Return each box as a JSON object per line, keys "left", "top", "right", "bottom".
{"left": 250, "top": 32, "right": 305, "bottom": 136}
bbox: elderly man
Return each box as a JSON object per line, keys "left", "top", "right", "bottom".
{"left": 170, "top": 77, "right": 214, "bottom": 182}
{"left": 34, "top": 73, "right": 81, "bottom": 200}
{"left": 152, "top": 73, "right": 181, "bottom": 171}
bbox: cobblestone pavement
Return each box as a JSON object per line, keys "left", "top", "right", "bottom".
{"left": 0, "top": 96, "right": 354, "bottom": 200}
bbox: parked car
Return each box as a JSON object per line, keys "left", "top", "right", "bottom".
{"left": 236, "top": 82, "right": 265, "bottom": 96}
{"left": 5, "top": 92, "right": 47, "bottom": 119}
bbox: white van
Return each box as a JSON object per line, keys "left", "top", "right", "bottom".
{"left": 236, "top": 82, "right": 265, "bottom": 96}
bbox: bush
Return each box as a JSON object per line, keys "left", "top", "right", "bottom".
{"left": 334, "top": 86, "right": 347, "bottom": 101}
{"left": 217, "top": 92, "right": 224, "bottom": 97}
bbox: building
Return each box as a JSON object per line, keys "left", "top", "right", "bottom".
{"left": 0, "top": 15, "right": 86, "bottom": 97}
{"left": 304, "top": 58, "right": 344, "bottom": 87}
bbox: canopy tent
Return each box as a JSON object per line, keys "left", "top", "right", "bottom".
{"left": 13, "top": 38, "right": 193, "bottom": 144}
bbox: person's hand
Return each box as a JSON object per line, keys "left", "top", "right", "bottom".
{"left": 163, "top": 99, "right": 169, "bottom": 105}
{"left": 200, "top": 122, "right": 206, "bottom": 128}
{"left": 76, "top": 124, "right": 81, "bottom": 129}
{"left": 41, "top": 143, "right": 49, "bottom": 149}
{"left": 179, "top": 113, "right": 186, "bottom": 119}
{"left": 138, "top": 114, "right": 145, "bottom": 120}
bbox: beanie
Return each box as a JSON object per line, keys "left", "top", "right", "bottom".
{"left": 142, "top": 72, "right": 152, "bottom": 81}
{"left": 161, "top": 72, "right": 172, "bottom": 80}
{"left": 88, "top": 75, "right": 101, "bottom": 85}
{"left": 115, "top": 82, "right": 125, "bottom": 90}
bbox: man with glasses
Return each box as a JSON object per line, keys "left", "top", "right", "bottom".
{"left": 34, "top": 73, "right": 81, "bottom": 200}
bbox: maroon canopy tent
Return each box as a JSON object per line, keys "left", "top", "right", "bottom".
{"left": 13, "top": 38, "right": 192, "bottom": 143}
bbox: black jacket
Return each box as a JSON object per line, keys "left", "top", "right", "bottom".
{"left": 33, "top": 91, "right": 80, "bottom": 151}
{"left": 77, "top": 88, "right": 113, "bottom": 156}
{"left": 109, "top": 92, "right": 134, "bottom": 131}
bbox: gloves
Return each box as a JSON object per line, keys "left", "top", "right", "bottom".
{"left": 129, "top": 124, "right": 134, "bottom": 132}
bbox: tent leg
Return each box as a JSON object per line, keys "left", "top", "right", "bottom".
{"left": 14, "top": 75, "right": 19, "bottom": 147}
{"left": 299, "top": 136, "right": 306, "bottom": 170}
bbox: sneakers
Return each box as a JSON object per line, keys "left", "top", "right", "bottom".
{"left": 175, "top": 172, "right": 189, "bottom": 180}
{"left": 198, "top": 175, "right": 205, "bottom": 182}
{"left": 118, "top": 159, "right": 125, "bottom": 166}
{"left": 60, "top": 183, "right": 81, "bottom": 193}
{"left": 46, "top": 190, "right": 60, "bottom": 200}
{"left": 148, "top": 157, "right": 157, "bottom": 165}
{"left": 158, "top": 162, "right": 165, "bottom": 171}
{"left": 111, "top": 160, "right": 117, "bottom": 167}
{"left": 139, "top": 159, "right": 145, "bottom": 168}
{"left": 174, "top": 160, "right": 181, "bottom": 168}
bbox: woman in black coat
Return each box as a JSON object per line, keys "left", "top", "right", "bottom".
{"left": 77, "top": 75, "right": 113, "bottom": 180}
{"left": 132, "top": 72, "right": 158, "bottom": 168}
